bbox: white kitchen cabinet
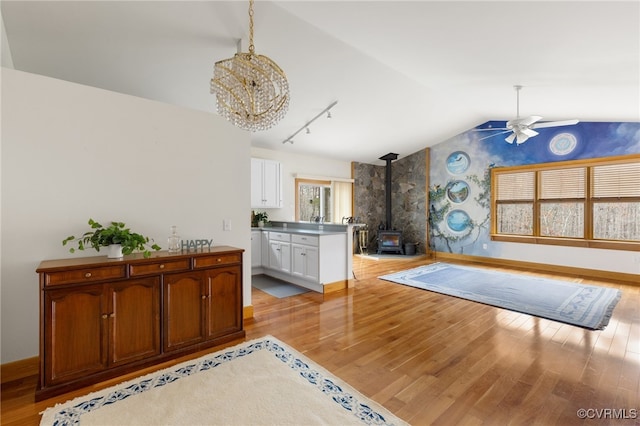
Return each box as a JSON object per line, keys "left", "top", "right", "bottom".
{"left": 291, "top": 235, "right": 319, "bottom": 282}
{"left": 261, "top": 231, "right": 270, "bottom": 267}
{"left": 253, "top": 227, "right": 349, "bottom": 293}
{"left": 268, "top": 232, "right": 291, "bottom": 274}
{"left": 269, "top": 241, "right": 291, "bottom": 273}
{"left": 251, "top": 158, "right": 282, "bottom": 208}
{"left": 251, "top": 231, "right": 262, "bottom": 268}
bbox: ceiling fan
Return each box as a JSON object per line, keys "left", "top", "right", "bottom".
{"left": 477, "top": 85, "right": 579, "bottom": 145}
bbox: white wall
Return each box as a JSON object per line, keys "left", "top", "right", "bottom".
{"left": 250, "top": 147, "right": 352, "bottom": 222}
{"left": 1, "top": 9, "right": 14, "bottom": 69}
{"left": 1, "top": 68, "right": 251, "bottom": 363}
{"left": 487, "top": 240, "right": 640, "bottom": 275}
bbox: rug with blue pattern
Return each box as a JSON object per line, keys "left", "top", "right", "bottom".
{"left": 380, "top": 262, "right": 621, "bottom": 330}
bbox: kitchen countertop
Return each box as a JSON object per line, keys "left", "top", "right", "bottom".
{"left": 251, "top": 226, "right": 347, "bottom": 236}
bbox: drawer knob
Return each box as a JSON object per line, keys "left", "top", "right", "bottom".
{"left": 85, "top": 272, "right": 92, "bottom": 278}
{"left": 159, "top": 264, "right": 165, "bottom": 269}
{"left": 217, "top": 258, "right": 222, "bottom": 262}
{"left": 101, "top": 314, "right": 108, "bottom": 319}
{"left": 201, "top": 295, "right": 207, "bottom": 299}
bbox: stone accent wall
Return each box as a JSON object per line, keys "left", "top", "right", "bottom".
{"left": 353, "top": 162, "right": 386, "bottom": 251}
{"left": 392, "top": 150, "right": 427, "bottom": 251}
{"left": 353, "top": 149, "right": 428, "bottom": 254}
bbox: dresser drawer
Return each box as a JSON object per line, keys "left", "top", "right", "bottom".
{"left": 269, "top": 232, "right": 291, "bottom": 242}
{"left": 44, "top": 265, "right": 127, "bottom": 286}
{"left": 129, "top": 259, "right": 190, "bottom": 276}
{"left": 193, "top": 253, "right": 242, "bottom": 269}
{"left": 291, "top": 234, "right": 319, "bottom": 246}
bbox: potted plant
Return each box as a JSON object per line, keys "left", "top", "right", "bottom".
{"left": 62, "top": 218, "right": 161, "bottom": 258}
{"left": 253, "top": 211, "right": 269, "bottom": 228}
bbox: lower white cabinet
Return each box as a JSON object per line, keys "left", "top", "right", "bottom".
{"left": 251, "top": 231, "right": 262, "bottom": 268}
{"left": 291, "top": 234, "right": 319, "bottom": 282}
{"left": 268, "top": 232, "right": 291, "bottom": 274}
{"left": 292, "top": 243, "right": 319, "bottom": 282}
{"left": 254, "top": 229, "right": 347, "bottom": 293}
{"left": 261, "top": 231, "right": 270, "bottom": 266}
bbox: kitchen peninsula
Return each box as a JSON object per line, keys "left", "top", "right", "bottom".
{"left": 251, "top": 221, "right": 359, "bottom": 293}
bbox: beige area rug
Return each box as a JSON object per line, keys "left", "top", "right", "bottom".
{"left": 40, "top": 336, "right": 408, "bottom": 426}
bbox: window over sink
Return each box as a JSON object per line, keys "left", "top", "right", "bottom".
{"left": 294, "top": 177, "right": 353, "bottom": 223}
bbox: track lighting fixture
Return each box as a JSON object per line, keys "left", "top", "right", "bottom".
{"left": 282, "top": 101, "right": 338, "bottom": 144}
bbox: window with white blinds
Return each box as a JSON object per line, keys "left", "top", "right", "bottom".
{"left": 496, "top": 171, "right": 534, "bottom": 201}
{"left": 491, "top": 154, "right": 640, "bottom": 250}
{"left": 539, "top": 167, "right": 585, "bottom": 199}
{"left": 592, "top": 162, "right": 640, "bottom": 198}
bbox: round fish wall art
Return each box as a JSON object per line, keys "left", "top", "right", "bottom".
{"left": 446, "top": 151, "right": 470, "bottom": 175}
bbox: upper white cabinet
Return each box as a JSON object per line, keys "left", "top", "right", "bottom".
{"left": 251, "top": 158, "right": 282, "bottom": 208}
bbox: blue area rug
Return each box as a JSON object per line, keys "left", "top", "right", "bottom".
{"left": 379, "top": 262, "right": 621, "bottom": 330}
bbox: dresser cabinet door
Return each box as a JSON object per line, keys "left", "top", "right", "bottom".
{"left": 44, "top": 285, "right": 107, "bottom": 385}
{"left": 163, "top": 272, "right": 205, "bottom": 352}
{"left": 204, "top": 266, "right": 242, "bottom": 340}
{"left": 109, "top": 277, "right": 161, "bottom": 366}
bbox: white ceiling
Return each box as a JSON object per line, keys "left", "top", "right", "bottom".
{"left": 2, "top": 1, "right": 639, "bottom": 165}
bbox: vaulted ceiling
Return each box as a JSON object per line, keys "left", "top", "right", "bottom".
{"left": 2, "top": 1, "right": 638, "bottom": 164}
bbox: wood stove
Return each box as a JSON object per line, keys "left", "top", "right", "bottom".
{"left": 376, "top": 153, "right": 403, "bottom": 255}
{"left": 377, "top": 230, "right": 403, "bottom": 254}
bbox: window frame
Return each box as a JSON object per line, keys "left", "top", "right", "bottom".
{"left": 490, "top": 153, "right": 640, "bottom": 252}
{"left": 295, "top": 178, "right": 332, "bottom": 222}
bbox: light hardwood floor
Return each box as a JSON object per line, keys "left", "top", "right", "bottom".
{"left": 2, "top": 256, "right": 639, "bottom": 425}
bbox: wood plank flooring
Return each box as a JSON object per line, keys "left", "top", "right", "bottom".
{"left": 2, "top": 256, "right": 639, "bottom": 425}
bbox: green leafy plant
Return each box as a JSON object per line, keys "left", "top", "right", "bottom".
{"left": 62, "top": 218, "right": 161, "bottom": 258}
{"left": 253, "top": 211, "right": 269, "bottom": 226}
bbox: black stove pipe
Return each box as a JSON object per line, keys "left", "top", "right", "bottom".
{"left": 379, "top": 153, "right": 399, "bottom": 230}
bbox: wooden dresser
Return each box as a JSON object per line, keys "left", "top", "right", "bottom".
{"left": 36, "top": 246, "right": 244, "bottom": 401}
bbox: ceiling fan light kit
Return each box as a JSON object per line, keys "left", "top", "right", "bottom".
{"left": 478, "top": 85, "right": 579, "bottom": 145}
{"left": 210, "top": 0, "right": 290, "bottom": 132}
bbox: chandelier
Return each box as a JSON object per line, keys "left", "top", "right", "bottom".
{"left": 210, "top": 0, "right": 290, "bottom": 132}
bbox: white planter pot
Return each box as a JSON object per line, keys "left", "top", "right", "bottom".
{"left": 107, "top": 244, "right": 123, "bottom": 259}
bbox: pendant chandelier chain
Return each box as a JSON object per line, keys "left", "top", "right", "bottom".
{"left": 248, "top": 0, "right": 256, "bottom": 55}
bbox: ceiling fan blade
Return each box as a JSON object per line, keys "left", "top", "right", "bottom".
{"left": 478, "top": 130, "right": 512, "bottom": 141}
{"left": 519, "top": 115, "right": 543, "bottom": 126}
{"left": 516, "top": 133, "right": 530, "bottom": 145}
{"left": 507, "top": 115, "right": 542, "bottom": 129}
{"left": 531, "top": 119, "right": 580, "bottom": 129}
{"left": 505, "top": 133, "right": 516, "bottom": 144}
{"left": 506, "top": 128, "right": 538, "bottom": 145}
{"left": 473, "top": 127, "right": 509, "bottom": 132}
